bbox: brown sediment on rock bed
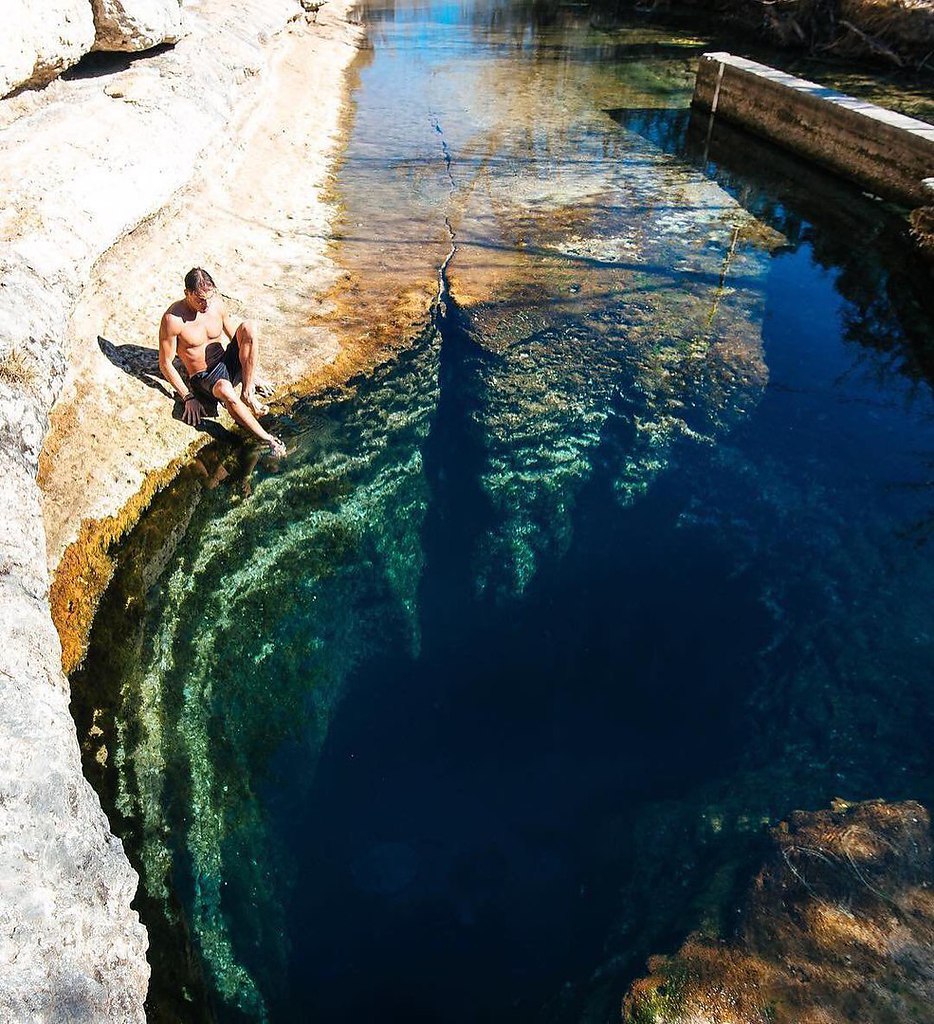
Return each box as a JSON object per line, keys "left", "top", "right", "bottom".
{"left": 49, "top": 456, "right": 187, "bottom": 676}
{"left": 623, "top": 798, "right": 934, "bottom": 1024}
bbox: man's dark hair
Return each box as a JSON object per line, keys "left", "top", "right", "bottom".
{"left": 184, "top": 267, "right": 216, "bottom": 293}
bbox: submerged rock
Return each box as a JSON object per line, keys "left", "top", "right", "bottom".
{"left": 448, "top": 140, "right": 775, "bottom": 600}
{"left": 623, "top": 798, "right": 934, "bottom": 1024}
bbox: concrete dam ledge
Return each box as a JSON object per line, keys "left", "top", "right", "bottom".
{"left": 692, "top": 51, "right": 934, "bottom": 208}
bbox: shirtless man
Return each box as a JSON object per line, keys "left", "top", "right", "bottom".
{"left": 159, "top": 267, "right": 286, "bottom": 457}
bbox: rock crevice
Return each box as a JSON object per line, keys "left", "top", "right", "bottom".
{"left": 2, "top": 0, "right": 186, "bottom": 97}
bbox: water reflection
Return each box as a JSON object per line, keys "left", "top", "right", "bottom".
{"left": 613, "top": 104, "right": 934, "bottom": 385}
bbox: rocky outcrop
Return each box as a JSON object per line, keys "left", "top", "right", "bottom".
{"left": 91, "top": 0, "right": 185, "bottom": 52}
{"left": 1, "top": 0, "right": 186, "bottom": 98}
{"left": 623, "top": 799, "right": 934, "bottom": 1024}
{"left": 0, "top": 461, "right": 148, "bottom": 1021}
{"left": 0, "top": 0, "right": 360, "bottom": 1018}
{"left": 0, "top": 0, "right": 96, "bottom": 97}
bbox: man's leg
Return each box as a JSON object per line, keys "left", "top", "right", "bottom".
{"left": 213, "top": 379, "right": 285, "bottom": 456}
{"left": 232, "top": 321, "right": 269, "bottom": 416}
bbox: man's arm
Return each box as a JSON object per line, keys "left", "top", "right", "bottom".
{"left": 159, "top": 313, "right": 202, "bottom": 426}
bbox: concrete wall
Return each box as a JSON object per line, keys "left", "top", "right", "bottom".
{"left": 692, "top": 52, "right": 934, "bottom": 208}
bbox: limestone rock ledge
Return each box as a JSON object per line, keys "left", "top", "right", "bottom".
{"left": 1, "top": 0, "right": 97, "bottom": 98}
{"left": 0, "top": 0, "right": 360, "bottom": 1018}
{"left": 623, "top": 799, "right": 934, "bottom": 1024}
{"left": 2, "top": 0, "right": 185, "bottom": 98}
{"left": 0, "top": 462, "right": 147, "bottom": 1021}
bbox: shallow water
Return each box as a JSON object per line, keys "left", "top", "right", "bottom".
{"left": 72, "top": 2, "right": 934, "bottom": 1021}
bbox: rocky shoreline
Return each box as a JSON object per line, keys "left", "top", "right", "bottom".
{"left": 0, "top": 1, "right": 361, "bottom": 1017}
{"left": 623, "top": 799, "right": 934, "bottom": 1024}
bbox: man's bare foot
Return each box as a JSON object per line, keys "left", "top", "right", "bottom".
{"left": 244, "top": 393, "right": 270, "bottom": 417}
{"left": 267, "top": 436, "right": 287, "bottom": 458}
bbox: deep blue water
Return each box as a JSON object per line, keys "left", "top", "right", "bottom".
{"left": 72, "top": 2, "right": 934, "bottom": 1021}
{"left": 272, "top": 245, "right": 934, "bottom": 1024}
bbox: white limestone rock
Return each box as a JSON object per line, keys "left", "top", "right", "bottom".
{"left": 0, "top": 0, "right": 96, "bottom": 98}
{"left": 0, "top": 458, "right": 150, "bottom": 1023}
{"left": 91, "top": 0, "right": 186, "bottom": 53}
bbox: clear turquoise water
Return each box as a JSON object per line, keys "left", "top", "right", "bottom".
{"left": 72, "top": 2, "right": 934, "bottom": 1021}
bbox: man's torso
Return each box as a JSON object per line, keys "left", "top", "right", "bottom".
{"left": 168, "top": 298, "right": 227, "bottom": 375}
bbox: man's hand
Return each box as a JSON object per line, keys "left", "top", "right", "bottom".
{"left": 182, "top": 395, "right": 203, "bottom": 426}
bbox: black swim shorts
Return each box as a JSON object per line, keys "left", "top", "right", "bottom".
{"left": 189, "top": 332, "right": 243, "bottom": 402}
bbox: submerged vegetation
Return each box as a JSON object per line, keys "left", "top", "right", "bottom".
{"left": 910, "top": 203, "right": 934, "bottom": 263}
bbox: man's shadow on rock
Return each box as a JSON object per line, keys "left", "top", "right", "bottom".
{"left": 98, "top": 335, "right": 234, "bottom": 442}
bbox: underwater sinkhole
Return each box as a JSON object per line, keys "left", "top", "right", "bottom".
{"left": 72, "top": 1, "right": 934, "bottom": 1020}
